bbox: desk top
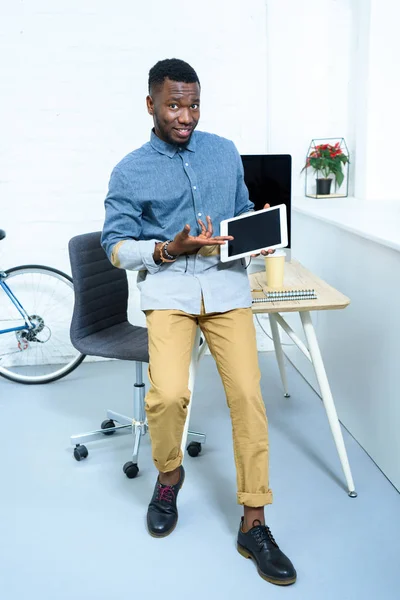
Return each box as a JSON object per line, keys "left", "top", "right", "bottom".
{"left": 249, "top": 259, "right": 350, "bottom": 313}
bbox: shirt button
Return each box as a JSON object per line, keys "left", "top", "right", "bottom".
{"left": 185, "top": 163, "right": 189, "bottom": 166}
{"left": 193, "top": 186, "right": 197, "bottom": 190}
{"left": 198, "top": 212, "right": 202, "bottom": 217}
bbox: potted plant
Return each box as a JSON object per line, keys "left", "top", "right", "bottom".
{"left": 302, "top": 141, "right": 349, "bottom": 196}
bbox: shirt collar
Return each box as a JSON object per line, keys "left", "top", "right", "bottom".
{"left": 150, "top": 129, "right": 197, "bottom": 157}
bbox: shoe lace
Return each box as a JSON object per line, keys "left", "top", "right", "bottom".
{"left": 156, "top": 484, "right": 175, "bottom": 504}
{"left": 251, "top": 520, "right": 278, "bottom": 548}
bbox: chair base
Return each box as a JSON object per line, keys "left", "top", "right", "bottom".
{"left": 70, "top": 360, "right": 206, "bottom": 470}
{"left": 70, "top": 408, "right": 206, "bottom": 468}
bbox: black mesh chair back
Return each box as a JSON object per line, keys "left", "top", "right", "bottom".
{"left": 68, "top": 232, "right": 148, "bottom": 362}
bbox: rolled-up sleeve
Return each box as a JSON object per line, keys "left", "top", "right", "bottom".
{"left": 101, "top": 167, "right": 162, "bottom": 273}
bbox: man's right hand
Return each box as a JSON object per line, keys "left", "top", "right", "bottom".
{"left": 158, "top": 216, "right": 233, "bottom": 258}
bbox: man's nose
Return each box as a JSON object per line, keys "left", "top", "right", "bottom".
{"left": 178, "top": 108, "right": 192, "bottom": 124}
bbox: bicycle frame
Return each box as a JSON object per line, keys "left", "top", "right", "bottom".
{"left": 0, "top": 273, "right": 35, "bottom": 334}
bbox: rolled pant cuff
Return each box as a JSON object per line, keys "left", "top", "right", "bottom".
{"left": 153, "top": 451, "right": 183, "bottom": 474}
{"left": 237, "top": 490, "right": 273, "bottom": 507}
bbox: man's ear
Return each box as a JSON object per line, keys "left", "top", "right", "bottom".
{"left": 146, "top": 95, "right": 154, "bottom": 115}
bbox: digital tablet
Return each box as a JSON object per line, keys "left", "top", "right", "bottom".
{"left": 220, "top": 204, "right": 288, "bottom": 263}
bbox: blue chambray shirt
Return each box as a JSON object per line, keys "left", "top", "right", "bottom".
{"left": 101, "top": 130, "right": 254, "bottom": 314}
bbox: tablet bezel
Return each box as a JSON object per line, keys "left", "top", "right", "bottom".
{"left": 219, "top": 204, "right": 288, "bottom": 263}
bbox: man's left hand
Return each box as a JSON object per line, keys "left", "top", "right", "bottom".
{"left": 250, "top": 203, "right": 276, "bottom": 257}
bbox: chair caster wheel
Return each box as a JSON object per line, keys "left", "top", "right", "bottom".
{"left": 74, "top": 445, "right": 88, "bottom": 461}
{"left": 123, "top": 461, "right": 139, "bottom": 479}
{"left": 101, "top": 419, "right": 116, "bottom": 435}
{"left": 187, "top": 442, "right": 202, "bottom": 457}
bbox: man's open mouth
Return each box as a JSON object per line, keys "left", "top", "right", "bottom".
{"left": 174, "top": 128, "right": 192, "bottom": 138}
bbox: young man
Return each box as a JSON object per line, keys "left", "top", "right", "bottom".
{"left": 101, "top": 58, "right": 296, "bottom": 586}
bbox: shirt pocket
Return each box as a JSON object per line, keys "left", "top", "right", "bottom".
{"left": 141, "top": 197, "right": 171, "bottom": 230}
{"left": 142, "top": 195, "right": 187, "bottom": 231}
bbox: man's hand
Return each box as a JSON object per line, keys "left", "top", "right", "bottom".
{"left": 167, "top": 215, "right": 233, "bottom": 256}
{"left": 250, "top": 203, "right": 275, "bottom": 257}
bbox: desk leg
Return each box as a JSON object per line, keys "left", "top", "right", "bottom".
{"left": 269, "top": 313, "right": 290, "bottom": 397}
{"left": 300, "top": 311, "right": 357, "bottom": 497}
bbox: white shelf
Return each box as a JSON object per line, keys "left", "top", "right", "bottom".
{"left": 293, "top": 196, "right": 400, "bottom": 253}
{"left": 306, "top": 194, "right": 346, "bottom": 199}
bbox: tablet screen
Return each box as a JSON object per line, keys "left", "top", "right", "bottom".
{"left": 227, "top": 208, "right": 282, "bottom": 257}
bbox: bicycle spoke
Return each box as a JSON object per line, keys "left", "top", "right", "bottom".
{"left": 0, "top": 267, "right": 83, "bottom": 383}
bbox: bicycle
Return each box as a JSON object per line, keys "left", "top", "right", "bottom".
{"left": 0, "top": 229, "right": 85, "bottom": 384}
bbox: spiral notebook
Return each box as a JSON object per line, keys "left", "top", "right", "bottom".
{"left": 250, "top": 270, "right": 318, "bottom": 303}
{"left": 252, "top": 288, "right": 318, "bottom": 303}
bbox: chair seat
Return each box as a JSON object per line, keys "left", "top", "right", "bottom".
{"left": 73, "top": 321, "right": 149, "bottom": 362}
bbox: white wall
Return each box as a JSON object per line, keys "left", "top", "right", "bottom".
{"left": 1, "top": 0, "right": 269, "bottom": 328}
{"left": 266, "top": 0, "right": 353, "bottom": 196}
{"left": 0, "top": 0, "right": 269, "bottom": 269}
{"left": 362, "top": 0, "right": 400, "bottom": 200}
{"left": 1, "top": 0, "right": 354, "bottom": 331}
{"left": 289, "top": 209, "right": 400, "bottom": 491}
{"left": 350, "top": 0, "right": 371, "bottom": 200}
{"left": 1, "top": 0, "right": 356, "bottom": 266}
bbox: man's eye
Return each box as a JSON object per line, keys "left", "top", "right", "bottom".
{"left": 169, "top": 104, "right": 178, "bottom": 109}
{"left": 191, "top": 104, "right": 199, "bottom": 110}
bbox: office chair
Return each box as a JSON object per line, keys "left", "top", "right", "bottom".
{"left": 68, "top": 232, "right": 206, "bottom": 478}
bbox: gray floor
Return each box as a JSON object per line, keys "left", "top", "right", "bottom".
{"left": 1, "top": 353, "right": 399, "bottom": 600}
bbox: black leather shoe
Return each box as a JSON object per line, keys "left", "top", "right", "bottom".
{"left": 146, "top": 465, "right": 185, "bottom": 538}
{"left": 237, "top": 518, "right": 297, "bottom": 585}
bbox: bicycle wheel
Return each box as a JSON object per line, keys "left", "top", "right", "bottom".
{"left": 0, "top": 265, "right": 85, "bottom": 384}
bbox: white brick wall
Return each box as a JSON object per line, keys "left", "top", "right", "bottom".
{"left": 0, "top": 0, "right": 352, "bottom": 341}
{"left": 0, "top": 0, "right": 269, "bottom": 258}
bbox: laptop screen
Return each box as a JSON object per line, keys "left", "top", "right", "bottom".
{"left": 241, "top": 154, "right": 292, "bottom": 248}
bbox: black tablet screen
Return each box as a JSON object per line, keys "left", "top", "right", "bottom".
{"left": 227, "top": 209, "right": 282, "bottom": 257}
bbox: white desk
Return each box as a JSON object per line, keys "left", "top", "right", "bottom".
{"left": 182, "top": 260, "right": 357, "bottom": 498}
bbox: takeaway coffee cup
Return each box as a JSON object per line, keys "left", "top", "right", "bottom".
{"left": 264, "top": 250, "right": 286, "bottom": 288}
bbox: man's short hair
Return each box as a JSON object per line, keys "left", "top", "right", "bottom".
{"left": 148, "top": 58, "right": 200, "bottom": 94}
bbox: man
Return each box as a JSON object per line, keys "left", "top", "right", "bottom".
{"left": 101, "top": 58, "right": 296, "bottom": 586}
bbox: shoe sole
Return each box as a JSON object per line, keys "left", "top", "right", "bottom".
{"left": 146, "top": 468, "right": 185, "bottom": 539}
{"left": 237, "top": 543, "right": 297, "bottom": 586}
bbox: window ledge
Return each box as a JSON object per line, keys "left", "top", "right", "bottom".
{"left": 293, "top": 196, "right": 400, "bottom": 253}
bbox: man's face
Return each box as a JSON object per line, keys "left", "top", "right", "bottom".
{"left": 146, "top": 78, "right": 200, "bottom": 146}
